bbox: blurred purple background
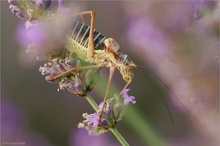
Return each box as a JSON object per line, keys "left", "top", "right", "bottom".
{"left": 1, "top": 1, "right": 219, "bottom": 146}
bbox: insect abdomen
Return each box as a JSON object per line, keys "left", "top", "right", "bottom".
{"left": 69, "top": 21, "right": 106, "bottom": 50}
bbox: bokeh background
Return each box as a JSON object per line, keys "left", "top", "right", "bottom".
{"left": 1, "top": 1, "right": 219, "bottom": 146}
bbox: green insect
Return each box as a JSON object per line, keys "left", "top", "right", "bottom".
{"left": 43, "top": 9, "right": 177, "bottom": 124}
{"left": 48, "top": 10, "right": 138, "bottom": 124}
{"left": 9, "top": 0, "right": 177, "bottom": 125}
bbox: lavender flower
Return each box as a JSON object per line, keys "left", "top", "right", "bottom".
{"left": 10, "top": 0, "right": 74, "bottom": 60}
{"left": 78, "top": 89, "right": 136, "bottom": 135}
{"left": 122, "top": 88, "right": 136, "bottom": 105}
{"left": 57, "top": 0, "right": 71, "bottom": 13}
{"left": 10, "top": 6, "right": 19, "bottom": 14}
{"left": 10, "top": 0, "right": 99, "bottom": 97}
{"left": 8, "top": 0, "right": 18, "bottom": 6}
{"left": 36, "top": 0, "right": 52, "bottom": 10}
{"left": 9, "top": 1, "right": 33, "bottom": 20}
{"left": 16, "top": 11, "right": 28, "bottom": 20}
{"left": 58, "top": 0, "right": 63, "bottom": 8}
{"left": 9, "top": 1, "right": 131, "bottom": 145}
{"left": 39, "top": 53, "right": 100, "bottom": 96}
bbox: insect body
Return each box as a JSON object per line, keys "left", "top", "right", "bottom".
{"left": 49, "top": 11, "right": 136, "bottom": 123}
{"left": 67, "top": 20, "right": 135, "bottom": 87}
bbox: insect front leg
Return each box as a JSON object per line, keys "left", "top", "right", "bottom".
{"left": 47, "top": 64, "right": 103, "bottom": 81}
{"left": 76, "top": 7, "right": 86, "bottom": 24}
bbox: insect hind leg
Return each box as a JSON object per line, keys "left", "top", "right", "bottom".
{"left": 50, "top": 10, "right": 96, "bottom": 82}
{"left": 74, "top": 10, "right": 96, "bottom": 60}
{"left": 76, "top": 7, "right": 86, "bottom": 24}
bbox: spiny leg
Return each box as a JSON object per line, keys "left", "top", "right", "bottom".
{"left": 48, "top": 64, "right": 103, "bottom": 81}
{"left": 98, "top": 67, "right": 115, "bottom": 124}
{"left": 74, "top": 11, "right": 96, "bottom": 60}
{"left": 75, "top": 10, "right": 116, "bottom": 123}
{"left": 50, "top": 11, "right": 96, "bottom": 82}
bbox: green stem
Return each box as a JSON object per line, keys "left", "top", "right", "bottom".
{"left": 84, "top": 94, "right": 129, "bottom": 146}
{"left": 94, "top": 74, "right": 169, "bottom": 146}
{"left": 110, "top": 127, "right": 129, "bottom": 146}
{"left": 85, "top": 94, "right": 99, "bottom": 111}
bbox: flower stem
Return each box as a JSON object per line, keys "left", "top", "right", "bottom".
{"left": 110, "top": 127, "right": 129, "bottom": 146}
{"left": 94, "top": 75, "right": 169, "bottom": 146}
{"left": 85, "top": 94, "right": 99, "bottom": 111}
{"left": 84, "top": 94, "right": 129, "bottom": 146}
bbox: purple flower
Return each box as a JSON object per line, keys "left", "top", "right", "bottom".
{"left": 36, "top": 0, "right": 52, "bottom": 10}
{"left": 78, "top": 90, "right": 136, "bottom": 135}
{"left": 39, "top": 55, "right": 99, "bottom": 96}
{"left": 88, "top": 113, "right": 99, "bottom": 127}
{"left": 57, "top": 0, "right": 71, "bottom": 13}
{"left": 8, "top": 0, "right": 18, "bottom": 6}
{"left": 16, "top": 21, "right": 49, "bottom": 54}
{"left": 16, "top": 11, "right": 28, "bottom": 20}
{"left": 98, "top": 101, "right": 104, "bottom": 109}
{"left": 58, "top": 0, "right": 63, "bottom": 8}
{"left": 36, "top": 0, "right": 43, "bottom": 4}
{"left": 26, "top": 24, "right": 48, "bottom": 46}
{"left": 11, "top": 8, "right": 19, "bottom": 14}
{"left": 122, "top": 89, "right": 136, "bottom": 105}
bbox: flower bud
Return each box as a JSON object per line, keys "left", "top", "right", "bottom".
{"left": 11, "top": 8, "right": 19, "bottom": 14}
{"left": 78, "top": 89, "right": 136, "bottom": 135}
{"left": 9, "top": 5, "right": 19, "bottom": 14}
{"left": 36, "top": 0, "right": 52, "bottom": 10}
{"left": 43, "top": 0, "right": 52, "bottom": 10}
{"left": 16, "top": 11, "right": 28, "bottom": 20}
{"left": 8, "top": 0, "right": 18, "bottom": 6}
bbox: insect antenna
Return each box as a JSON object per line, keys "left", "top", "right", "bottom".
{"left": 134, "top": 64, "right": 175, "bottom": 124}
{"left": 136, "top": 65, "right": 190, "bottom": 114}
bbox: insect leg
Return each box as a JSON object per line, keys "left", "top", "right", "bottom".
{"left": 98, "top": 67, "right": 115, "bottom": 124}
{"left": 76, "top": 7, "right": 86, "bottom": 24}
{"left": 48, "top": 64, "right": 103, "bottom": 81}
{"left": 75, "top": 11, "right": 95, "bottom": 60}
{"left": 119, "top": 81, "right": 132, "bottom": 96}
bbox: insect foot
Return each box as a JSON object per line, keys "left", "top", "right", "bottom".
{"left": 78, "top": 89, "right": 136, "bottom": 135}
